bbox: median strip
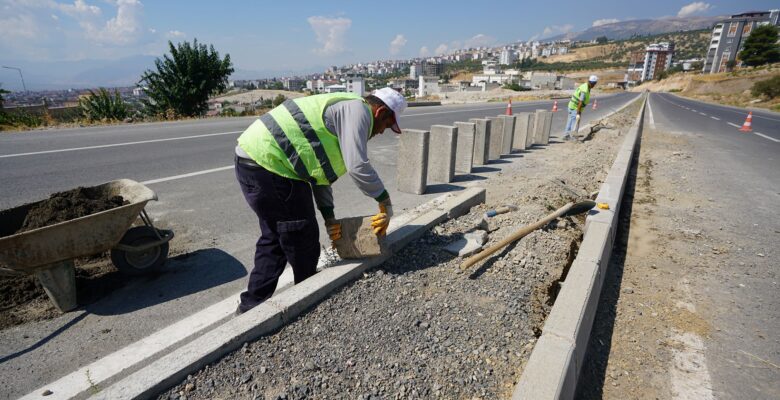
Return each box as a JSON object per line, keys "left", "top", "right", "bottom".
{"left": 512, "top": 95, "right": 647, "bottom": 400}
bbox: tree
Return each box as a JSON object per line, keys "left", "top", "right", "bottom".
{"left": 79, "top": 88, "right": 128, "bottom": 121}
{"left": 139, "top": 39, "right": 234, "bottom": 118}
{"left": 738, "top": 25, "right": 780, "bottom": 67}
{"left": 596, "top": 36, "right": 609, "bottom": 44}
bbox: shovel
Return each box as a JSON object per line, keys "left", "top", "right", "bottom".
{"left": 460, "top": 200, "right": 596, "bottom": 271}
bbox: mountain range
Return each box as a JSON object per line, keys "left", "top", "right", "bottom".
{"left": 548, "top": 16, "right": 725, "bottom": 41}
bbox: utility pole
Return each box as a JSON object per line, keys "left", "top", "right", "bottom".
{"left": 2, "top": 66, "right": 27, "bottom": 93}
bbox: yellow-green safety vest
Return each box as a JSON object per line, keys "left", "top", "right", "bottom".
{"left": 568, "top": 83, "right": 590, "bottom": 111}
{"left": 237, "top": 92, "right": 373, "bottom": 186}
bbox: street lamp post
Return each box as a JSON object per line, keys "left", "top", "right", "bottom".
{"left": 2, "top": 66, "right": 27, "bottom": 93}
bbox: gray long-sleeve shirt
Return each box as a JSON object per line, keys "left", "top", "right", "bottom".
{"left": 236, "top": 99, "right": 385, "bottom": 215}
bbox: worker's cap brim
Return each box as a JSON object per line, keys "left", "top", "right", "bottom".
{"left": 390, "top": 116, "right": 402, "bottom": 134}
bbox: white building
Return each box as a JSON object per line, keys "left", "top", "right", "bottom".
{"left": 345, "top": 75, "right": 365, "bottom": 95}
{"left": 418, "top": 76, "right": 440, "bottom": 97}
{"left": 409, "top": 64, "right": 421, "bottom": 79}
{"left": 499, "top": 49, "right": 516, "bottom": 65}
{"left": 325, "top": 84, "right": 346, "bottom": 93}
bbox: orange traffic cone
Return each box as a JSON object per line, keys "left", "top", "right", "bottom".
{"left": 552, "top": 100, "right": 558, "bottom": 112}
{"left": 506, "top": 99, "right": 513, "bottom": 115}
{"left": 739, "top": 112, "right": 753, "bottom": 132}
{"left": 592, "top": 99, "right": 598, "bottom": 110}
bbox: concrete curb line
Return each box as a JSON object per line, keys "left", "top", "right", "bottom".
{"left": 89, "top": 188, "right": 486, "bottom": 400}
{"left": 407, "top": 101, "right": 442, "bottom": 107}
{"left": 512, "top": 94, "right": 647, "bottom": 400}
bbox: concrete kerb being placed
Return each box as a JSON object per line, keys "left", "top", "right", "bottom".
{"left": 90, "top": 187, "right": 486, "bottom": 400}
{"left": 512, "top": 94, "right": 647, "bottom": 400}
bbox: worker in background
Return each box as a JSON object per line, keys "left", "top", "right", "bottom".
{"left": 563, "top": 75, "right": 598, "bottom": 141}
{"left": 233, "top": 88, "right": 406, "bottom": 314}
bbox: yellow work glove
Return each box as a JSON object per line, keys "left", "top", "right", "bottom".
{"left": 325, "top": 219, "right": 341, "bottom": 243}
{"left": 370, "top": 200, "right": 393, "bottom": 237}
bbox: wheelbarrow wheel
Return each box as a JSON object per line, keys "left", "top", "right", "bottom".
{"left": 111, "top": 226, "right": 169, "bottom": 275}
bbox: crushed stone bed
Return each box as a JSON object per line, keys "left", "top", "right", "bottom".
{"left": 160, "top": 101, "right": 642, "bottom": 400}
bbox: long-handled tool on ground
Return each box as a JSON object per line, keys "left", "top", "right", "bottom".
{"left": 574, "top": 113, "right": 581, "bottom": 135}
{"left": 460, "top": 200, "right": 596, "bottom": 271}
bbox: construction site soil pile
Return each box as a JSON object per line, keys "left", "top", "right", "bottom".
{"left": 15, "top": 186, "right": 126, "bottom": 234}
{"left": 159, "top": 101, "right": 643, "bottom": 400}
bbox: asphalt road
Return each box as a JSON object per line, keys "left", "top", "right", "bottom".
{"left": 646, "top": 93, "right": 779, "bottom": 399}
{"left": 0, "top": 92, "right": 638, "bottom": 399}
{"left": 649, "top": 92, "right": 779, "bottom": 186}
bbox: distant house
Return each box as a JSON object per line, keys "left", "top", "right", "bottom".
{"left": 325, "top": 84, "right": 347, "bottom": 93}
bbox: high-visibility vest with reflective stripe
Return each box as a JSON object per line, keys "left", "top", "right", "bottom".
{"left": 237, "top": 93, "right": 372, "bottom": 185}
{"left": 568, "top": 83, "right": 590, "bottom": 110}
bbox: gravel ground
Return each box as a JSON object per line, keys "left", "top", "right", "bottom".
{"left": 159, "top": 101, "right": 642, "bottom": 400}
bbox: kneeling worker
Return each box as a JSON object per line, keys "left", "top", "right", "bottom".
{"left": 233, "top": 88, "right": 407, "bottom": 313}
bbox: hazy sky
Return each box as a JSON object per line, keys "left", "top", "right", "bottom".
{"left": 0, "top": 0, "right": 777, "bottom": 88}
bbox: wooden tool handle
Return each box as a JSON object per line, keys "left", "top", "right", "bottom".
{"left": 460, "top": 202, "right": 574, "bottom": 271}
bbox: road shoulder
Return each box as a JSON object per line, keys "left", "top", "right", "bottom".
{"left": 577, "top": 121, "right": 779, "bottom": 399}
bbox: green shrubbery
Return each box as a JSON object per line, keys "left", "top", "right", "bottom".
{"left": 751, "top": 76, "right": 780, "bottom": 99}
{"left": 503, "top": 82, "right": 531, "bottom": 91}
{"left": 79, "top": 88, "right": 128, "bottom": 121}
{"left": 0, "top": 110, "right": 46, "bottom": 130}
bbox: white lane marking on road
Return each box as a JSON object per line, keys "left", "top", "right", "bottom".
{"left": 402, "top": 106, "right": 510, "bottom": 117}
{"left": 670, "top": 281, "right": 714, "bottom": 400}
{"left": 727, "top": 122, "right": 741, "bottom": 128}
{"left": 699, "top": 112, "right": 707, "bottom": 116}
{"left": 752, "top": 132, "right": 780, "bottom": 143}
{"left": 691, "top": 109, "right": 697, "bottom": 112}
{"left": 666, "top": 92, "right": 780, "bottom": 122}
{"left": 142, "top": 165, "right": 233, "bottom": 185}
{"left": 0, "top": 130, "right": 242, "bottom": 159}
{"left": 19, "top": 293, "right": 241, "bottom": 400}
{"left": 648, "top": 96, "right": 657, "bottom": 129}
{"left": 710, "top": 116, "right": 720, "bottom": 121}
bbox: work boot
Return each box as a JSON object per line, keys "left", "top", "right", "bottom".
{"left": 561, "top": 134, "right": 572, "bottom": 142}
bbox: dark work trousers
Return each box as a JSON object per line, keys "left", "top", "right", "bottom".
{"left": 234, "top": 158, "right": 320, "bottom": 312}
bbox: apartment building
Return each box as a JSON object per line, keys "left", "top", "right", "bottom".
{"left": 641, "top": 42, "right": 675, "bottom": 81}
{"left": 703, "top": 10, "right": 780, "bottom": 73}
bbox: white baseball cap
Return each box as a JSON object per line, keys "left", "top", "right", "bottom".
{"left": 373, "top": 87, "right": 407, "bottom": 134}
{"left": 589, "top": 75, "right": 599, "bottom": 83}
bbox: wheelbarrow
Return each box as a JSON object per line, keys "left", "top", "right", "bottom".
{"left": 0, "top": 179, "right": 174, "bottom": 312}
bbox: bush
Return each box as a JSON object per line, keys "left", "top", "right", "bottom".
{"left": 79, "top": 88, "right": 128, "bottom": 121}
{"left": 272, "top": 94, "right": 287, "bottom": 107}
{"left": 503, "top": 82, "right": 530, "bottom": 91}
{"left": 0, "top": 110, "right": 45, "bottom": 130}
{"left": 751, "top": 76, "right": 780, "bottom": 99}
